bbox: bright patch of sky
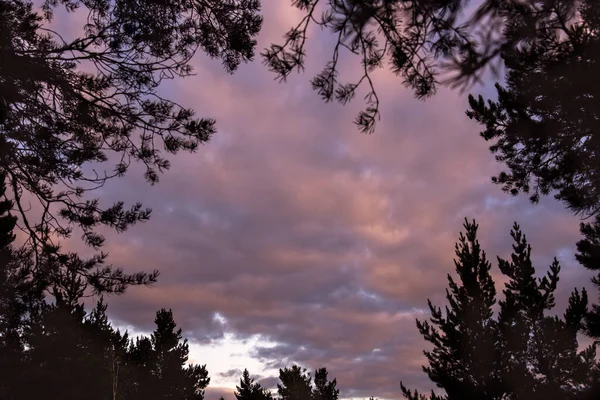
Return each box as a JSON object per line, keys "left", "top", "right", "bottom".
{"left": 188, "top": 333, "right": 280, "bottom": 388}
{"left": 115, "top": 317, "right": 281, "bottom": 390}
{"left": 357, "top": 288, "right": 384, "bottom": 302}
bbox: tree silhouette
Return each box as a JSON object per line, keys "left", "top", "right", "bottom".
{"left": 277, "top": 365, "right": 313, "bottom": 400}
{"left": 266, "top": 0, "right": 586, "bottom": 133}
{"left": 22, "top": 296, "right": 129, "bottom": 399}
{"left": 0, "top": 173, "right": 42, "bottom": 400}
{"left": 0, "top": 174, "right": 35, "bottom": 341}
{"left": 312, "top": 368, "right": 339, "bottom": 400}
{"left": 466, "top": 0, "right": 600, "bottom": 220}
{"left": 401, "top": 219, "right": 597, "bottom": 400}
{"left": 128, "top": 308, "right": 210, "bottom": 400}
{"left": 0, "top": 0, "right": 261, "bottom": 264}
{"left": 577, "top": 214, "right": 600, "bottom": 338}
{"left": 2, "top": 292, "right": 209, "bottom": 399}
{"left": 464, "top": 0, "right": 600, "bottom": 354}
{"left": 235, "top": 369, "right": 273, "bottom": 400}
{"left": 275, "top": 365, "right": 339, "bottom": 400}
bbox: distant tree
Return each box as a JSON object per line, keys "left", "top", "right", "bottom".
{"left": 235, "top": 369, "right": 273, "bottom": 400}
{"left": 277, "top": 365, "right": 313, "bottom": 400}
{"left": 0, "top": 0, "right": 261, "bottom": 275}
{"left": 265, "top": 0, "right": 587, "bottom": 133}
{"left": 401, "top": 219, "right": 597, "bottom": 400}
{"left": 7, "top": 293, "right": 208, "bottom": 399}
{"left": 127, "top": 335, "right": 158, "bottom": 400}
{"left": 22, "top": 296, "right": 129, "bottom": 400}
{"left": 312, "top": 368, "right": 339, "bottom": 400}
{"left": 128, "top": 308, "right": 210, "bottom": 400}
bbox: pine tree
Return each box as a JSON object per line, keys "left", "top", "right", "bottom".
{"left": 277, "top": 365, "right": 312, "bottom": 400}
{"left": 576, "top": 214, "right": 600, "bottom": 338}
{"left": 128, "top": 335, "right": 157, "bottom": 400}
{"left": 401, "top": 219, "right": 597, "bottom": 400}
{"left": 312, "top": 368, "right": 339, "bottom": 400}
{"left": 23, "top": 297, "right": 113, "bottom": 400}
{"left": 235, "top": 369, "right": 273, "bottom": 400}
{"left": 134, "top": 308, "right": 210, "bottom": 400}
{"left": 17, "top": 297, "right": 209, "bottom": 399}
{"left": 496, "top": 225, "right": 596, "bottom": 399}
{"left": 0, "top": 0, "right": 261, "bottom": 287}
{"left": 401, "top": 219, "right": 500, "bottom": 400}
{"left": 267, "top": 0, "right": 589, "bottom": 133}
{"left": 0, "top": 173, "right": 41, "bottom": 400}
{"left": 83, "top": 298, "right": 132, "bottom": 400}
{"left": 466, "top": 0, "right": 600, "bottom": 221}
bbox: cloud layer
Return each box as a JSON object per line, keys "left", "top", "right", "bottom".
{"left": 51, "top": 1, "right": 596, "bottom": 399}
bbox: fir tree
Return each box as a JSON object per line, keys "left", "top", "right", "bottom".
{"left": 576, "top": 214, "right": 600, "bottom": 338}
{"left": 401, "top": 219, "right": 501, "bottom": 400}
{"left": 133, "top": 308, "right": 210, "bottom": 400}
{"left": 235, "top": 369, "right": 273, "bottom": 400}
{"left": 312, "top": 368, "right": 339, "bottom": 400}
{"left": 277, "top": 365, "right": 313, "bottom": 400}
{"left": 23, "top": 297, "right": 115, "bottom": 399}
{"left": 495, "top": 224, "right": 595, "bottom": 399}
{"left": 401, "top": 219, "right": 597, "bottom": 400}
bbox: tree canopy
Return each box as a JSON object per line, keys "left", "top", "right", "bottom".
{"left": 467, "top": 0, "right": 599, "bottom": 219}
{"left": 275, "top": 365, "right": 339, "bottom": 400}
{"left": 401, "top": 219, "right": 598, "bottom": 400}
{"left": 0, "top": 0, "right": 261, "bottom": 259}
{"left": 235, "top": 368, "right": 274, "bottom": 400}
{"left": 265, "top": 0, "right": 586, "bottom": 133}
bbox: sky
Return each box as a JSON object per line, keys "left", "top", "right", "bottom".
{"left": 49, "top": 1, "right": 596, "bottom": 399}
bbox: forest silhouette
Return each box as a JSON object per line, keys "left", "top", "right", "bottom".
{"left": 1, "top": 0, "right": 600, "bottom": 399}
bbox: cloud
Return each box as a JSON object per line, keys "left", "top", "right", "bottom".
{"left": 219, "top": 369, "right": 245, "bottom": 379}
{"left": 48, "top": 0, "right": 598, "bottom": 398}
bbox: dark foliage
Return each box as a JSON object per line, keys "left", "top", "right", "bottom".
{"left": 275, "top": 365, "right": 339, "bottom": 400}
{"left": 2, "top": 294, "right": 209, "bottom": 399}
{"left": 265, "top": 0, "right": 582, "bottom": 133}
{"left": 0, "top": 0, "right": 261, "bottom": 258}
{"left": 401, "top": 219, "right": 597, "bottom": 400}
{"left": 235, "top": 368, "right": 273, "bottom": 400}
{"left": 577, "top": 214, "right": 600, "bottom": 338}
{"left": 312, "top": 367, "right": 339, "bottom": 400}
{"left": 144, "top": 308, "right": 210, "bottom": 400}
{"left": 465, "top": 0, "right": 600, "bottom": 347}
{"left": 22, "top": 298, "right": 127, "bottom": 399}
{"left": 278, "top": 365, "right": 313, "bottom": 400}
{"left": 0, "top": 174, "right": 43, "bottom": 400}
{"left": 467, "top": 0, "right": 600, "bottom": 219}
{"left": 0, "top": 197, "right": 207, "bottom": 399}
